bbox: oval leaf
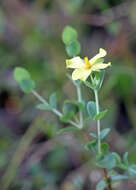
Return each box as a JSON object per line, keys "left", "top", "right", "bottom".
{"left": 87, "top": 101, "right": 96, "bottom": 119}
{"left": 96, "top": 153, "right": 116, "bottom": 170}
{"left": 89, "top": 132, "right": 97, "bottom": 138}
{"left": 66, "top": 40, "right": 81, "bottom": 57}
{"left": 14, "top": 67, "right": 31, "bottom": 83}
{"left": 100, "top": 128, "right": 111, "bottom": 140}
{"left": 62, "top": 26, "right": 78, "bottom": 45}
{"left": 20, "top": 79, "right": 35, "bottom": 93}
{"left": 94, "top": 109, "right": 108, "bottom": 120}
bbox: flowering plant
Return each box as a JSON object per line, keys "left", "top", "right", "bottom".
{"left": 4, "top": 26, "right": 136, "bottom": 190}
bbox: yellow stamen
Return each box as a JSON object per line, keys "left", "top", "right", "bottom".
{"left": 84, "top": 57, "right": 91, "bottom": 69}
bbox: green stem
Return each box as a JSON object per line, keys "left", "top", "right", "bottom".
{"left": 94, "top": 89, "right": 101, "bottom": 154}
{"left": 77, "top": 85, "right": 83, "bottom": 129}
{"left": 32, "top": 90, "right": 80, "bottom": 129}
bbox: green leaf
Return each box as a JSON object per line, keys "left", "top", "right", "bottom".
{"left": 94, "top": 109, "right": 108, "bottom": 120}
{"left": 36, "top": 104, "right": 52, "bottom": 111}
{"left": 87, "top": 101, "right": 96, "bottom": 119}
{"left": 63, "top": 100, "right": 79, "bottom": 115}
{"left": 112, "top": 152, "right": 122, "bottom": 166}
{"left": 66, "top": 40, "right": 81, "bottom": 57}
{"left": 100, "top": 128, "right": 111, "bottom": 140}
{"left": 57, "top": 127, "right": 79, "bottom": 134}
{"left": 62, "top": 26, "right": 78, "bottom": 45}
{"left": 84, "top": 81, "right": 95, "bottom": 90}
{"left": 96, "top": 153, "right": 116, "bottom": 170}
{"left": 14, "top": 67, "right": 31, "bottom": 83}
{"left": 123, "top": 152, "right": 129, "bottom": 167}
{"left": 101, "top": 143, "right": 109, "bottom": 154}
{"left": 95, "top": 71, "right": 105, "bottom": 91}
{"left": 49, "top": 93, "right": 57, "bottom": 109}
{"left": 89, "top": 132, "right": 97, "bottom": 138}
{"left": 111, "top": 175, "right": 130, "bottom": 183}
{"left": 85, "top": 140, "right": 98, "bottom": 153}
{"left": 60, "top": 112, "right": 75, "bottom": 123}
{"left": 128, "top": 165, "right": 136, "bottom": 178}
{"left": 96, "top": 180, "right": 107, "bottom": 190}
{"left": 76, "top": 102, "right": 84, "bottom": 111}
{"left": 20, "top": 79, "right": 35, "bottom": 93}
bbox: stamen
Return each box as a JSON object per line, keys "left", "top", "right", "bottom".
{"left": 84, "top": 57, "right": 91, "bottom": 69}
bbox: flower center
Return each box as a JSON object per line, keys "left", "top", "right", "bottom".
{"left": 84, "top": 57, "right": 91, "bottom": 69}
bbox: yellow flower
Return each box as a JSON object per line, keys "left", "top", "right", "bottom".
{"left": 66, "top": 48, "right": 111, "bottom": 81}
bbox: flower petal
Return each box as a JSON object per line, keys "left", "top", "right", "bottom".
{"left": 72, "top": 68, "right": 91, "bottom": 81}
{"left": 89, "top": 48, "right": 107, "bottom": 64}
{"left": 91, "top": 62, "right": 111, "bottom": 71}
{"left": 66, "top": 57, "right": 84, "bottom": 69}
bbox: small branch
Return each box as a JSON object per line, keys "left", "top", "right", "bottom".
{"left": 76, "top": 84, "right": 84, "bottom": 129}
{"left": 94, "top": 89, "right": 101, "bottom": 154}
{"left": 103, "top": 168, "right": 113, "bottom": 190}
{"left": 32, "top": 90, "right": 80, "bottom": 129}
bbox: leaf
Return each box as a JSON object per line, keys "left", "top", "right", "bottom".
{"left": 85, "top": 140, "right": 98, "bottom": 153}
{"left": 111, "top": 175, "right": 130, "bottom": 183}
{"left": 84, "top": 81, "right": 95, "bottom": 90}
{"left": 96, "top": 153, "right": 116, "bottom": 170}
{"left": 66, "top": 40, "right": 81, "bottom": 57}
{"left": 89, "top": 132, "right": 97, "bottom": 138}
{"left": 60, "top": 112, "right": 75, "bottom": 123}
{"left": 36, "top": 104, "right": 52, "bottom": 111}
{"left": 123, "top": 152, "right": 129, "bottom": 167}
{"left": 87, "top": 101, "right": 96, "bottom": 119}
{"left": 100, "top": 128, "right": 111, "bottom": 140}
{"left": 57, "top": 127, "right": 79, "bottom": 134}
{"left": 101, "top": 143, "right": 109, "bottom": 154}
{"left": 76, "top": 102, "right": 84, "bottom": 111}
{"left": 94, "top": 109, "right": 108, "bottom": 120}
{"left": 62, "top": 26, "right": 78, "bottom": 45}
{"left": 49, "top": 93, "right": 57, "bottom": 109}
{"left": 95, "top": 70, "right": 105, "bottom": 91}
{"left": 63, "top": 100, "right": 79, "bottom": 115}
{"left": 128, "top": 165, "right": 136, "bottom": 178}
{"left": 96, "top": 180, "right": 107, "bottom": 190}
{"left": 20, "top": 79, "right": 35, "bottom": 93}
{"left": 14, "top": 67, "right": 31, "bottom": 83}
{"left": 112, "top": 152, "right": 122, "bottom": 166}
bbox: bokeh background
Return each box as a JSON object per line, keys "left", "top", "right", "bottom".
{"left": 0, "top": 0, "right": 136, "bottom": 189}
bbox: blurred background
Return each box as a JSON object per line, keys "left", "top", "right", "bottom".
{"left": 0, "top": 0, "right": 136, "bottom": 189}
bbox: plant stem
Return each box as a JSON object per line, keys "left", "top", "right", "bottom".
{"left": 94, "top": 89, "right": 101, "bottom": 154}
{"left": 77, "top": 85, "right": 83, "bottom": 129}
{"left": 94, "top": 89, "right": 112, "bottom": 190}
{"left": 32, "top": 90, "right": 80, "bottom": 129}
{"left": 103, "top": 168, "right": 112, "bottom": 190}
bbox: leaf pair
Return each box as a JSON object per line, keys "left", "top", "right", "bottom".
{"left": 62, "top": 26, "right": 81, "bottom": 57}
{"left": 14, "top": 67, "right": 35, "bottom": 93}
{"left": 87, "top": 101, "right": 108, "bottom": 120}
{"left": 36, "top": 93, "right": 57, "bottom": 110}
{"left": 90, "top": 128, "right": 111, "bottom": 140}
